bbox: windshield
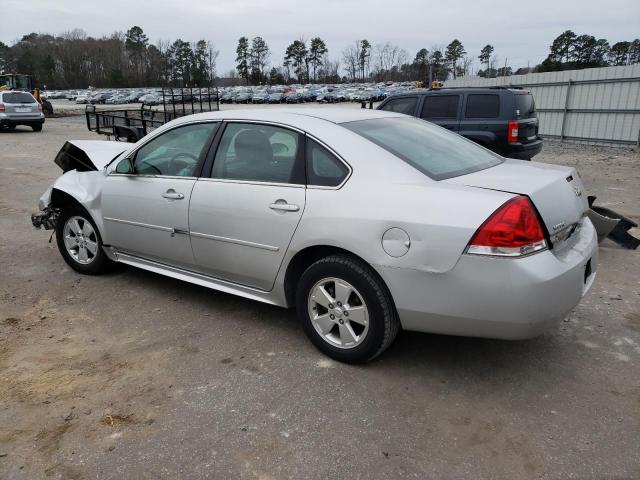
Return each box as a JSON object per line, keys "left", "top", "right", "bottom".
{"left": 342, "top": 117, "right": 502, "bottom": 180}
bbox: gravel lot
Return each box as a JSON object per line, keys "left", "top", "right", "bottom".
{"left": 1, "top": 114, "right": 639, "bottom": 480}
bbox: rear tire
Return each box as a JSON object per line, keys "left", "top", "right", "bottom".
{"left": 55, "top": 206, "right": 113, "bottom": 275}
{"left": 296, "top": 254, "right": 399, "bottom": 363}
{"left": 32, "top": 124, "right": 42, "bottom": 132}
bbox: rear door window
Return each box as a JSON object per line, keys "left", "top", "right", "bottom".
{"left": 306, "top": 138, "right": 349, "bottom": 187}
{"left": 421, "top": 95, "right": 459, "bottom": 119}
{"left": 465, "top": 94, "right": 500, "bottom": 118}
{"left": 2, "top": 92, "right": 36, "bottom": 103}
{"left": 379, "top": 97, "right": 418, "bottom": 115}
{"left": 515, "top": 94, "right": 536, "bottom": 118}
{"left": 212, "top": 122, "right": 304, "bottom": 184}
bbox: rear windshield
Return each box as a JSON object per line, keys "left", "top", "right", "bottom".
{"left": 343, "top": 117, "right": 502, "bottom": 180}
{"left": 2, "top": 92, "right": 36, "bottom": 104}
{"left": 515, "top": 94, "right": 536, "bottom": 118}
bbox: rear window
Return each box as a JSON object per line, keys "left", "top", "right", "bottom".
{"left": 2, "top": 92, "right": 36, "bottom": 104}
{"left": 515, "top": 94, "right": 536, "bottom": 118}
{"left": 379, "top": 97, "right": 418, "bottom": 115}
{"left": 421, "top": 95, "right": 459, "bottom": 119}
{"left": 343, "top": 117, "right": 502, "bottom": 180}
{"left": 465, "top": 94, "right": 500, "bottom": 118}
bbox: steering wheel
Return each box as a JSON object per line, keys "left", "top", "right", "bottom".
{"left": 168, "top": 152, "right": 199, "bottom": 176}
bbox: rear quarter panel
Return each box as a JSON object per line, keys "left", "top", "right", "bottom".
{"left": 284, "top": 120, "right": 515, "bottom": 276}
{"left": 292, "top": 179, "right": 513, "bottom": 274}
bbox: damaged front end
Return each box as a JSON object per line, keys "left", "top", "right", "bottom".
{"left": 31, "top": 207, "right": 59, "bottom": 230}
{"left": 30, "top": 139, "right": 128, "bottom": 233}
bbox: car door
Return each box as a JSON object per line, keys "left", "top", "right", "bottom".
{"left": 189, "top": 121, "right": 306, "bottom": 291}
{"left": 460, "top": 93, "right": 503, "bottom": 151}
{"left": 101, "top": 121, "right": 219, "bottom": 269}
{"left": 419, "top": 94, "right": 461, "bottom": 131}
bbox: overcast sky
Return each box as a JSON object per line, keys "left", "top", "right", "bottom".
{"left": 3, "top": 0, "right": 639, "bottom": 74}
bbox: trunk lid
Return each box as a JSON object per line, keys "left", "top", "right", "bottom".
{"left": 54, "top": 140, "right": 129, "bottom": 173}
{"left": 445, "top": 159, "right": 588, "bottom": 237}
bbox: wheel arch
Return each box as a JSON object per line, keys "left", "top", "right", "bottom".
{"left": 51, "top": 188, "right": 85, "bottom": 210}
{"left": 50, "top": 187, "right": 107, "bottom": 243}
{"left": 282, "top": 245, "right": 397, "bottom": 313}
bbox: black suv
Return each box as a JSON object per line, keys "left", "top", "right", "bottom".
{"left": 377, "top": 87, "right": 542, "bottom": 160}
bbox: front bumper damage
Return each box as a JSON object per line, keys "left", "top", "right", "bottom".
{"left": 31, "top": 207, "right": 59, "bottom": 230}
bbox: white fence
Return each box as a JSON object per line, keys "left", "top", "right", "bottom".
{"left": 445, "top": 64, "right": 640, "bottom": 147}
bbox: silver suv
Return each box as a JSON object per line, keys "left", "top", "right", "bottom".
{"left": 0, "top": 91, "right": 45, "bottom": 131}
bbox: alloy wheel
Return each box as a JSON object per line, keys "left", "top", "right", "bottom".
{"left": 307, "top": 277, "right": 369, "bottom": 349}
{"left": 63, "top": 216, "right": 98, "bottom": 264}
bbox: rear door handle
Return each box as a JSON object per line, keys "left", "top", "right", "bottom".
{"left": 269, "top": 202, "right": 299, "bottom": 212}
{"left": 161, "top": 189, "right": 184, "bottom": 200}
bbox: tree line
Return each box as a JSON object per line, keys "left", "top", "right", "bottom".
{"left": 0, "top": 27, "right": 219, "bottom": 89}
{"left": 538, "top": 30, "right": 640, "bottom": 72}
{"left": 0, "top": 26, "right": 638, "bottom": 89}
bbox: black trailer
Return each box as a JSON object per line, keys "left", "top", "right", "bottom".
{"left": 85, "top": 86, "right": 219, "bottom": 142}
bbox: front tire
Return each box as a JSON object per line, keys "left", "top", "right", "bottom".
{"left": 296, "top": 255, "right": 400, "bottom": 363}
{"left": 55, "top": 206, "right": 112, "bottom": 275}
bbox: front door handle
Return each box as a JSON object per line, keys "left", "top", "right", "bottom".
{"left": 269, "top": 201, "right": 299, "bottom": 212}
{"left": 161, "top": 189, "right": 184, "bottom": 200}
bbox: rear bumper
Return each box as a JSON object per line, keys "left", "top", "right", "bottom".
{"left": 377, "top": 217, "right": 598, "bottom": 340}
{"left": 505, "top": 139, "right": 543, "bottom": 160}
{"left": 0, "top": 116, "right": 45, "bottom": 127}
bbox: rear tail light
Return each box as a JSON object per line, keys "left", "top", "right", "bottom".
{"left": 467, "top": 196, "right": 547, "bottom": 257}
{"left": 507, "top": 120, "right": 519, "bottom": 143}
{"left": 0, "top": 103, "right": 5, "bottom": 112}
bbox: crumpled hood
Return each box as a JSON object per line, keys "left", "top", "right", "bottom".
{"left": 54, "top": 140, "right": 128, "bottom": 172}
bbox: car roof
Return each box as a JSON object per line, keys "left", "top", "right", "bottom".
{"left": 388, "top": 87, "right": 527, "bottom": 97}
{"left": 173, "top": 107, "right": 405, "bottom": 127}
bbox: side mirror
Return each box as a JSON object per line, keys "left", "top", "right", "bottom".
{"left": 115, "top": 157, "right": 134, "bottom": 174}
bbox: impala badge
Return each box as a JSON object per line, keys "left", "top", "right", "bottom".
{"left": 552, "top": 222, "right": 566, "bottom": 231}
{"left": 573, "top": 186, "right": 583, "bottom": 197}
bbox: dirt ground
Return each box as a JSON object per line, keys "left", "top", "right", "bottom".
{"left": 1, "top": 116, "right": 639, "bottom": 480}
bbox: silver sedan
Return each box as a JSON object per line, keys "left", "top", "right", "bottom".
{"left": 32, "top": 109, "right": 598, "bottom": 363}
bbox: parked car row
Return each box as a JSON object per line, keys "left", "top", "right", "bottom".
{"left": 40, "top": 82, "right": 418, "bottom": 107}
{"left": 218, "top": 83, "right": 406, "bottom": 105}
{"left": 35, "top": 88, "right": 219, "bottom": 106}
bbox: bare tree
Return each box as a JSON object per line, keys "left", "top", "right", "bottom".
{"left": 319, "top": 54, "right": 340, "bottom": 82}
{"left": 460, "top": 56, "right": 473, "bottom": 77}
{"left": 342, "top": 43, "right": 359, "bottom": 82}
{"left": 373, "top": 42, "right": 406, "bottom": 80}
